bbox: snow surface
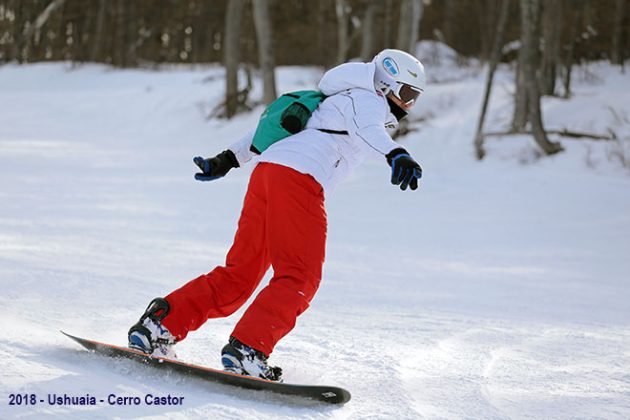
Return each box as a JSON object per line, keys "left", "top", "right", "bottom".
{"left": 0, "top": 59, "right": 629, "bottom": 419}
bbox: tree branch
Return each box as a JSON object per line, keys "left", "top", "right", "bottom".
{"left": 23, "top": 0, "right": 66, "bottom": 45}
{"left": 484, "top": 128, "right": 616, "bottom": 141}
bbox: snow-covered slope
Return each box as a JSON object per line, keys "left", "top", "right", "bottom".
{"left": 0, "top": 60, "right": 629, "bottom": 419}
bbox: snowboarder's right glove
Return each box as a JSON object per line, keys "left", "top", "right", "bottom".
{"left": 386, "top": 148, "right": 422, "bottom": 191}
{"left": 193, "top": 150, "right": 239, "bottom": 181}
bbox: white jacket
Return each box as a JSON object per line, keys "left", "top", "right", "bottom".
{"left": 228, "top": 62, "right": 401, "bottom": 195}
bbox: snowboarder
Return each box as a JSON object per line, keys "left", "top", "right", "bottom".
{"left": 128, "top": 49, "right": 426, "bottom": 382}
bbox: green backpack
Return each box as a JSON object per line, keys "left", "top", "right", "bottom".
{"left": 250, "top": 90, "right": 326, "bottom": 154}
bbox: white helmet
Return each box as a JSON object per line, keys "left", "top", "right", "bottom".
{"left": 373, "top": 49, "right": 426, "bottom": 107}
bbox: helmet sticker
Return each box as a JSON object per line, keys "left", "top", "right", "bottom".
{"left": 382, "top": 57, "right": 399, "bottom": 76}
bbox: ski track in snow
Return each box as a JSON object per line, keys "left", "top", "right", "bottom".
{"left": 1, "top": 58, "right": 629, "bottom": 419}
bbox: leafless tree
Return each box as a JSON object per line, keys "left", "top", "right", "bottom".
{"left": 474, "top": 0, "right": 510, "bottom": 160}
{"left": 563, "top": 0, "right": 584, "bottom": 98}
{"left": 519, "top": 0, "right": 563, "bottom": 155}
{"left": 442, "top": 0, "right": 456, "bottom": 48}
{"left": 22, "top": 0, "right": 65, "bottom": 45}
{"left": 611, "top": 0, "right": 627, "bottom": 66}
{"left": 383, "top": 0, "right": 393, "bottom": 48}
{"left": 112, "top": 0, "right": 127, "bottom": 67}
{"left": 335, "top": 0, "right": 350, "bottom": 64}
{"left": 396, "top": 0, "right": 423, "bottom": 54}
{"left": 540, "top": 0, "right": 562, "bottom": 96}
{"left": 252, "top": 0, "right": 277, "bottom": 104}
{"left": 317, "top": 0, "right": 330, "bottom": 66}
{"left": 224, "top": 0, "right": 244, "bottom": 118}
{"left": 512, "top": 46, "right": 529, "bottom": 132}
{"left": 21, "top": 0, "right": 66, "bottom": 60}
{"left": 1, "top": 0, "right": 625, "bottom": 78}
{"left": 360, "top": 0, "right": 379, "bottom": 61}
{"left": 124, "top": 0, "right": 139, "bottom": 66}
{"left": 90, "top": 0, "right": 107, "bottom": 62}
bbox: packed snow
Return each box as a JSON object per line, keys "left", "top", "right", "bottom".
{"left": 0, "top": 55, "right": 629, "bottom": 419}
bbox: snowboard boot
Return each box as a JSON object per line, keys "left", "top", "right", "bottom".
{"left": 221, "top": 337, "right": 283, "bottom": 382}
{"left": 128, "top": 297, "right": 177, "bottom": 359}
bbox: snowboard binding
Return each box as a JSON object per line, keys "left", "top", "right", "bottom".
{"left": 128, "top": 297, "right": 177, "bottom": 359}
{"left": 221, "top": 336, "right": 283, "bottom": 382}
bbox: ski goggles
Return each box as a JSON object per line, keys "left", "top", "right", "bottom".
{"left": 394, "top": 83, "right": 422, "bottom": 106}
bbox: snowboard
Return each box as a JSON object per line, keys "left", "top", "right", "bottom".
{"left": 62, "top": 331, "right": 351, "bottom": 405}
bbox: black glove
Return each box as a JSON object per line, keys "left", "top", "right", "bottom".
{"left": 193, "top": 150, "right": 239, "bottom": 181}
{"left": 386, "top": 148, "right": 422, "bottom": 191}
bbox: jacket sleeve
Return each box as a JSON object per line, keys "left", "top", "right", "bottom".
{"left": 228, "top": 130, "right": 256, "bottom": 167}
{"left": 341, "top": 91, "right": 399, "bottom": 157}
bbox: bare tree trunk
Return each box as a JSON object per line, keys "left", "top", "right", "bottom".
{"left": 393, "top": 0, "right": 423, "bottom": 139}
{"left": 72, "top": 3, "right": 85, "bottom": 64}
{"left": 224, "top": 0, "right": 244, "bottom": 118}
{"left": 9, "top": 0, "right": 24, "bottom": 62}
{"left": 512, "top": 47, "right": 529, "bottom": 131}
{"left": 476, "top": 0, "right": 491, "bottom": 61}
{"left": 396, "top": 0, "right": 423, "bottom": 53}
{"left": 0, "top": 0, "right": 8, "bottom": 61}
{"left": 317, "top": 0, "right": 329, "bottom": 66}
{"left": 474, "top": 0, "right": 510, "bottom": 160}
{"left": 520, "top": 0, "right": 563, "bottom": 155}
{"left": 360, "top": 0, "right": 378, "bottom": 60}
{"left": 90, "top": 0, "right": 106, "bottom": 63}
{"left": 125, "top": 0, "right": 138, "bottom": 66}
{"left": 58, "top": 2, "right": 70, "bottom": 61}
{"left": 611, "top": 0, "right": 626, "bottom": 65}
{"left": 409, "top": 0, "right": 422, "bottom": 54}
{"left": 396, "top": 0, "right": 411, "bottom": 51}
{"left": 563, "top": 0, "right": 583, "bottom": 98}
{"left": 443, "top": 0, "right": 456, "bottom": 47}
{"left": 252, "top": 0, "right": 277, "bottom": 104}
{"left": 190, "top": 1, "right": 204, "bottom": 63}
{"left": 112, "top": 0, "right": 126, "bottom": 67}
{"left": 22, "top": 0, "right": 66, "bottom": 60}
{"left": 335, "top": 0, "right": 350, "bottom": 64}
{"left": 22, "top": 0, "right": 65, "bottom": 45}
{"left": 201, "top": 4, "right": 215, "bottom": 63}
{"left": 540, "top": 0, "right": 562, "bottom": 96}
{"left": 383, "top": 0, "right": 392, "bottom": 48}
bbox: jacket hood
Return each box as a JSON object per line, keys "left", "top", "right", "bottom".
{"left": 318, "top": 62, "right": 377, "bottom": 96}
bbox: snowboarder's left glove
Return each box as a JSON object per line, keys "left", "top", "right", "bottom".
{"left": 193, "top": 150, "right": 239, "bottom": 181}
{"left": 386, "top": 148, "right": 422, "bottom": 191}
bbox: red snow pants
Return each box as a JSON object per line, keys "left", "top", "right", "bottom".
{"left": 161, "top": 163, "right": 327, "bottom": 356}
